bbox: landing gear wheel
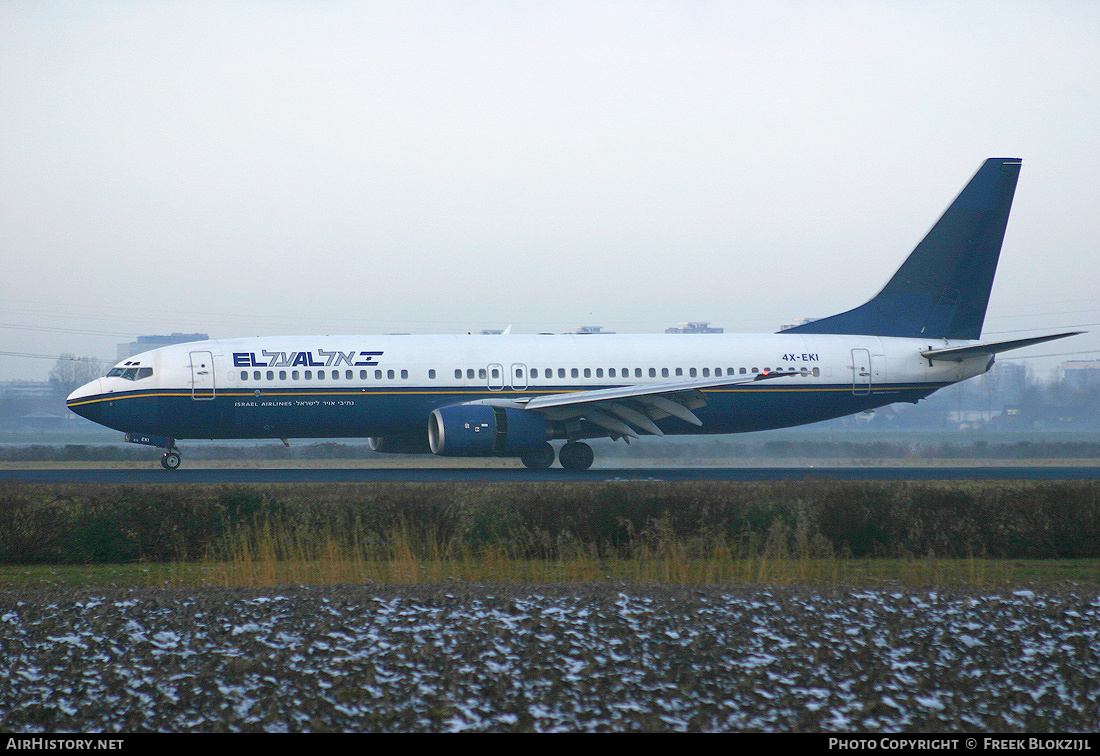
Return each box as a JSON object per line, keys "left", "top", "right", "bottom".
{"left": 558, "top": 441, "right": 594, "bottom": 472}
{"left": 520, "top": 442, "right": 556, "bottom": 470}
{"left": 161, "top": 451, "right": 182, "bottom": 471}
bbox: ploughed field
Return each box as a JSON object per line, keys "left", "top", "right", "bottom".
{"left": 2, "top": 584, "right": 1098, "bottom": 732}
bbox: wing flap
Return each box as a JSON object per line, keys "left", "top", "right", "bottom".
{"left": 521, "top": 371, "right": 783, "bottom": 411}
{"left": 517, "top": 371, "right": 791, "bottom": 436}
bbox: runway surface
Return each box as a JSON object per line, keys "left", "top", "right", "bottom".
{"left": 4, "top": 466, "right": 1100, "bottom": 483}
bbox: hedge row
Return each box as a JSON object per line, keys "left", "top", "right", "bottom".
{"left": 5, "top": 439, "right": 1100, "bottom": 462}
{"left": 2, "top": 481, "right": 1099, "bottom": 564}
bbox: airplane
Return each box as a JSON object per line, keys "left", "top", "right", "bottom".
{"left": 66, "top": 158, "right": 1081, "bottom": 471}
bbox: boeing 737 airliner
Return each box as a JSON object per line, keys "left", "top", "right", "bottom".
{"left": 67, "top": 159, "right": 1081, "bottom": 470}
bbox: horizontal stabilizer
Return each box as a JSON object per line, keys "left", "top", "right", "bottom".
{"left": 920, "top": 332, "right": 1083, "bottom": 363}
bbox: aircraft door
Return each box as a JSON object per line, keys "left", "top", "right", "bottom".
{"left": 510, "top": 363, "right": 528, "bottom": 391}
{"left": 190, "top": 351, "right": 216, "bottom": 400}
{"left": 487, "top": 363, "right": 504, "bottom": 391}
{"left": 851, "top": 348, "right": 871, "bottom": 395}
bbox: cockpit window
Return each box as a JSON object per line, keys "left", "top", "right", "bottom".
{"left": 107, "top": 366, "right": 153, "bottom": 381}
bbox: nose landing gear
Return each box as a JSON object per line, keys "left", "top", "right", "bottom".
{"left": 124, "top": 433, "right": 181, "bottom": 470}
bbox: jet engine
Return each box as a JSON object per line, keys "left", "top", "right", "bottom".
{"left": 367, "top": 434, "right": 432, "bottom": 454}
{"left": 428, "top": 404, "right": 549, "bottom": 456}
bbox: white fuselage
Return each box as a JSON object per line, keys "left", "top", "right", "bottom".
{"left": 67, "top": 332, "right": 989, "bottom": 444}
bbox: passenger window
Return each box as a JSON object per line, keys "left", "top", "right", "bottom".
{"left": 479, "top": 369, "right": 486, "bottom": 379}
{"left": 596, "top": 368, "right": 603, "bottom": 378}
{"left": 401, "top": 369, "right": 408, "bottom": 379}
{"left": 292, "top": 370, "right": 300, "bottom": 380}
{"left": 609, "top": 368, "right": 616, "bottom": 378}
{"left": 317, "top": 371, "right": 325, "bottom": 380}
{"left": 455, "top": 369, "right": 462, "bottom": 379}
{"left": 583, "top": 368, "right": 591, "bottom": 378}
{"left": 689, "top": 368, "right": 697, "bottom": 377}
{"left": 387, "top": 370, "right": 395, "bottom": 379}
{"left": 428, "top": 369, "right": 436, "bottom": 379}
{"left": 467, "top": 369, "right": 474, "bottom": 379}
{"left": 253, "top": 371, "right": 261, "bottom": 380}
{"left": 267, "top": 371, "right": 274, "bottom": 380}
{"left": 676, "top": 368, "right": 683, "bottom": 377}
{"left": 661, "top": 368, "right": 669, "bottom": 378}
{"left": 305, "top": 371, "right": 312, "bottom": 380}
{"left": 241, "top": 371, "right": 249, "bottom": 381}
{"left": 375, "top": 370, "right": 383, "bottom": 380}
{"left": 702, "top": 368, "right": 710, "bottom": 377}
{"left": 558, "top": 368, "right": 566, "bottom": 379}
{"left": 280, "top": 370, "right": 287, "bottom": 380}
{"left": 740, "top": 368, "right": 747, "bottom": 374}
{"left": 649, "top": 368, "right": 656, "bottom": 378}
{"left": 360, "top": 370, "right": 367, "bottom": 379}
{"left": 634, "top": 368, "right": 642, "bottom": 378}
{"left": 571, "top": 368, "right": 579, "bottom": 378}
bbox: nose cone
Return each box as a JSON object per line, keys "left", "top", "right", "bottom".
{"left": 66, "top": 379, "right": 106, "bottom": 424}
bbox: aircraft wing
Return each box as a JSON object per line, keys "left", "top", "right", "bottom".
{"left": 920, "top": 331, "right": 1083, "bottom": 363}
{"left": 509, "top": 371, "right": 790, "bottom": 439}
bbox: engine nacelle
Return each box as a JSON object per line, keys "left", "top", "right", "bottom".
{"left": 367, "top": 434, "right": 431, "bottom": 454}
{"left": 429, "top": 404, "right": 548, "bottom": 456}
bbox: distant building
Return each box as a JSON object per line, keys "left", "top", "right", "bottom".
{"left": 117, "top": 333, "right": 208, "bottom": 361}
{"left": 0, "top": 380, "right": 54, "bottom": 399}
{"left": 573, "top": 326, "right": 614, "bottom": 334}
{"left": 665, "top": 322, "right": 723, "bottom": 334}
{"left": 1061, "top": 360, "right": 1100, "bottom": 391}
{"left": 778, "top": 318, "right": 819, "bottom": 332}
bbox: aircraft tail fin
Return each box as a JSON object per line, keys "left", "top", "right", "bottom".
{"left": 783, "top": 158, "right": 1022, "bottom": 340}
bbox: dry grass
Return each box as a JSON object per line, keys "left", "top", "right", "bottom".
{"left": 3, "top": 479, "right": 1099, "bottom": 590}
{"left": 153, "top": 515, "right": 1093, "bottom": 589}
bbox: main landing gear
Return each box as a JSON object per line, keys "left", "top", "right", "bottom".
{"left": 521, "top": 441, "right": 594, "bottom": 471}
{"left": 520, "top": 442, "right": 556, "bottom": 470}
{"left": 161, "top": 449, "right": 182, "bottom": 470}
{"left": 558, "top": 441, "right": 594, "bottom": 471}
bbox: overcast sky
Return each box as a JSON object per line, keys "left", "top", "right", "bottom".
{"left": 2, "top": 1, "right": 1098, "bottom": 381}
